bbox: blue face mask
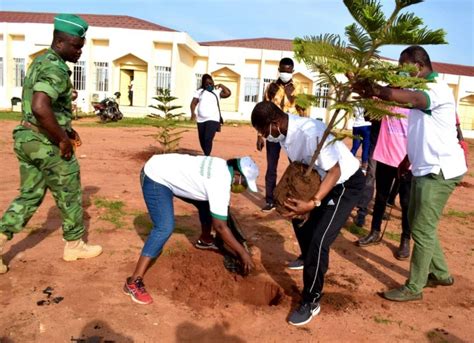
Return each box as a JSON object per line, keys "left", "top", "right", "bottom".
{"left": 266, "top": 123, "right": 285, "bottom": 143}
{"left": 205, "top": 85, "right": 214, "bottom": 92}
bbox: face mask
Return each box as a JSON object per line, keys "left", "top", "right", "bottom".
{"left": 231, "top": 184, "right": 247, "bottom": 194}
{"left": 205, "top": 85, "right": 214, "bottom": 92}
{"left": 279, "top": 72, "right": 292, "bottom": 83}
{"left": 266, "top": 123, "right": 285, "bottom": 143}
{"left": 230, "top": 174, "right": 248, "bottom": 194}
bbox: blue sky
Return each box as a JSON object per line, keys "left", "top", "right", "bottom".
{"left": 1, "top": 0, "right": 473, "bottom": 66}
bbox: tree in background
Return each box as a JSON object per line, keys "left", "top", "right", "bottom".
{"left": 148, "top": 88, "right": 187, "bottom": 153}
{"left": 274, "top": 0, "right": 447, "bottom": 212}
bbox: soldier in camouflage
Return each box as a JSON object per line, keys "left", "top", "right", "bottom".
{"left": 0, "top": 14, "right": 102, "bottom": 274}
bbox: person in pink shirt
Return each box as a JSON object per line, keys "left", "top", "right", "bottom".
{"left": 356, "top": 107, "right": 412, "bottom": 260}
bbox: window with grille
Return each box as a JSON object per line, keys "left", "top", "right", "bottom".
{"left": 0, "top": 57, "right": 3, "bottom": 87}
{"left": 73, "top": 61, "right": 86, "bottom": 91}
{"left": 155, "top": 66, "right": 171, "bottom": 92}
{"left": 244, "top": 78, "right": 260, "bottom": 102}
{"left": 13, "top": 58, "right": 25, "bottom": 87}
{"left": 94, "top": 62, "right": 109, "bottom": 92}
{"left": 314, "top": 83, "right": 330, "bottom": 108}
{"left": 195, "top": 73, "right": 203, "bottom": 90}
{"left": 262, "top": 78, "right": 276, "bottom": 99}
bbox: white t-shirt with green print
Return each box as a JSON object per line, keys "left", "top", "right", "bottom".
{"left": 407, "top": 72, "right": 467, "bottom": 179}
{"left": 143, "top": 154, "right": 231, "bottom": 220}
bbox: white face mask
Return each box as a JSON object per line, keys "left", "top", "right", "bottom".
{"left": 266, "top": 123, "right": 285, "bottom": 143}
{"left": 279, "top": 72, "right": 292, "bottom": 83}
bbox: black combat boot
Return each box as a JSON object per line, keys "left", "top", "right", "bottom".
{"left": 356, "top": 230, "right": 381, "bottom": 247}
{"left": 395, "top": 237, "right": 410, "bottom": 260}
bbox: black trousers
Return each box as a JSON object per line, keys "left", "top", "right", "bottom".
{"left": 294, "top": 169, "right": 365, "bottom": 303}
{"left": 371, "top": 161, "right": 412, "bottom": 240}
{"left": 176, "top": 196, "right": 212, "bottom": 228}
{"left": 265, "top": 141, "right": 281, "bottom": 204}
{"left": 356, "top": 120, "right": 380, "bottom": 217}
{"left": 197, "top": 120, "right": 220, "bottom": 156}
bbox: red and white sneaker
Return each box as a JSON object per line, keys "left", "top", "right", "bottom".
{"left": 123, "top": 277, "right": 153, "bottom": 305}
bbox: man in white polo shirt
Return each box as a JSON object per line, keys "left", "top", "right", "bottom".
{"left": 353, "top": 45, "right": 466, "bottom": 302}
{"left": 251, "top": 101, "right": 365, "bottom": 326}
{"left": 123, "top": 153, "right": 258, "bottom": 305}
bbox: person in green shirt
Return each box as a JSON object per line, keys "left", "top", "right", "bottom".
{"left": 0, "top": 14, "right": 102, "bottom": 274}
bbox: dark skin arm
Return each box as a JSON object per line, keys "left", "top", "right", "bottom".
{"left": 256, "top": 135, "right": 264, "bottom": 151}
{"left": 283, "top": 162, "right": 341, "bottom": 217}
{"left": 398, "top": 155, "right": 411, "bottom": 179}
{"left": 31, "top": 91, "right": 73, "bottom": 160}
{"left": 212, "top": 217, "right": 255, "bottom": 274}
{"left": 215, "top": 84, "right": 231, "bottom": 99}
{"left": 374, "top": 86, "right": 428, "bottom": 109}
{"left": 352, "top": 79, "right": 428, "bottom": 110}
{"left": 190, "top": 98, "right": 199, "bottom": 121}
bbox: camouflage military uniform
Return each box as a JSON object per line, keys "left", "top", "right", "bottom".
{"left": 0, "top": 48, "right": 84, "bottom": 241}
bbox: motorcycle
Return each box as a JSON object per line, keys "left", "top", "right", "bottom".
{"left": 93, "top": 92, "right": 123, "bottom": 122}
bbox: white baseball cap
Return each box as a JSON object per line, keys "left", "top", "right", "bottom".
{"left": 237, "top": 156, "right": 259, "bottom": 192}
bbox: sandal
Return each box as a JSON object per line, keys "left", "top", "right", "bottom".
{"left": 195, "top": 239, "right": 219, "bottom": 250}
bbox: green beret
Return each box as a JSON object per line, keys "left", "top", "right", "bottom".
{"left": 54, "top": 14, "right": 88, "bottom": 38}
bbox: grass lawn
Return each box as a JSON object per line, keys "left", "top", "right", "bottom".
{"left": 0, "top": 111, "right": 251, "bottom": 129}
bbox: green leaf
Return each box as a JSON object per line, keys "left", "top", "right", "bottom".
{"left": 343, "top": 0, "right": 386, "bottom": 39}
{"left": 294, "top": 35, "right": 356, "bottom": 74}
{"left": 382, "top": 12, "right": 447, "bottom": 45}
{"left": 345, "top": 23, "right": 376, "bottom": 66}
{"left": 396, "top": 0, "right": 424, "bottom": 10}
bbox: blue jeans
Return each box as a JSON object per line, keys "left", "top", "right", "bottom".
{"left": 140, "top": 170, "right": 175, "bottom": 258}
{"left": 140, "top": 170, "right": 213, "bottom": 258}
{"left": 351, "top": 125, "right": 371, "bottom": 163}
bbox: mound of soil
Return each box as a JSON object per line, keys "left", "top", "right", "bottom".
{"left": 146, "top": 245, "right": 285, "bottom": 310}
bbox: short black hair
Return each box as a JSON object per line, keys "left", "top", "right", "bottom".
{"left": 279, "top": 57, "right": 294, "bottom": 68}
{"left": 251, "top": 101, "right": 285, "bottom": 130}
{"left": 201, "top": 74, "right": 213, "bottom": 89}
{"left": 52, "top": 29, "right": 70, "bottom": 44}
{"left": 400, "top": 45, "right": 433, "bottom": 70}
{"left": 226, "top": 158, "right": 239, "bottom": 171}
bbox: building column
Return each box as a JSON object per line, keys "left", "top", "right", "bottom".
{"left": 170, "top": 42, "right": 178, "bottom": 94}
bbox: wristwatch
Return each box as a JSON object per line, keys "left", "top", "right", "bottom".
{"left": 313, "top": 198, "right": 321, "bottom": 208}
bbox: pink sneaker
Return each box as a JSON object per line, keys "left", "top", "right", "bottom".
{"left": 123, "top": 277, "right": 153, "bottom": 305}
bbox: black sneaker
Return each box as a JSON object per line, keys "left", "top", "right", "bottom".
{"left": 354, "top": 213, "right": 366, "bottom": 227}
{"left": 288, "top": 302, "right": 321, "bottom": 326}
{"left": 261, "top": 203, "right": 276, "bottom": 212}
{"left": 287, "top": 258, "right": 304, "bottom": 270}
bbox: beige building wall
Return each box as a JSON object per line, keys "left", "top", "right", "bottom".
{"left": 1, "top": 18, "right": 473, "bottom": 137}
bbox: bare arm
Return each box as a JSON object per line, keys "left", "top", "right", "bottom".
{"left": 373, "top": 86, "right": 428, "bottom": 110}
{"left": 32, "top": 91, "right": 73, "bottom": 160}
{"left": 216, "top": 84, "right": 231, "bottom": 99}
{"left": 212, "top": 217, "right": 255, "bottom": 274}
{"left": 352, "top": 79, "right": 428, "bottom": 110}
{"left": 190, "top": 98, "right": 199, "bottom": 121}
{"left": 256, "top": 134, "right": 265, "bottom": 151}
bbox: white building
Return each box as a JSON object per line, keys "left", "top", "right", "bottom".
{"left": 1, "top": 11, "right": 473, "bottom": 136}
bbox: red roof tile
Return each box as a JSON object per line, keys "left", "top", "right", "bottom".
{"left": 2, "top": 14, "right": 473, "bottom": 77}
{"left": 431, "top": 61, "right": 474, "bottom": 77}
{"left": 201, "top": 38, "right": 474, "bottom": 77}
{"left": 200, "top": 37, "right": 294, "bottom": 51}
{"left": 0, "top": 11, "right": 177, "bottom": 32}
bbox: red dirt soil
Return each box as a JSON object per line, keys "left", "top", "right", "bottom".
{"left": 0, "top": 119, "right": 473, "bottom": 342}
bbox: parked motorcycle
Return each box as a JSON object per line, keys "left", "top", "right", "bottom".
{"left": 93, "top": 92, "right": 123, "bottom": 122}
